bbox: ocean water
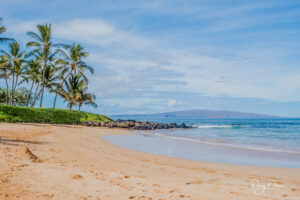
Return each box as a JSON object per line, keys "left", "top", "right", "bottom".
{"left": 104, "top": 117, "right": 300, "bottom": 168}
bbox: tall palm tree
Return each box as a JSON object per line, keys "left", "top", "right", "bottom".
{"left": 53, "top": 44, "right": 94, "bottom": 108}
{"left": 54, "top": 74, "right": 86, "bottom": 110}
{"left": 0, "top": 42, "right": 26, "bottom": 105}
{"left": 0, "top": 17, "right": 14, "bottom": 43}
{"left": 76, "top": 86, "right": 97, "bottom": 111}
{"left": 29, "top": 63, "right": 60, "bottom": 107}
{"left": 20, "top": 59, "right": 41, "bottom": 106}
{"left": 0, "top": 55, "right": 10, "bottom": 104}
{"left": 26, "top": 24, "right": 65, "bottom": 108}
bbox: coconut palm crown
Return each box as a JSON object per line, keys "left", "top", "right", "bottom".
{"left": 0, "top": 18, "right": 14, "bottom": 43}
{"left": 26, "top": 23, "right": 66, "bottom": 108}
{"left": 53, "top": 43, "right": 94, "bottom": 108}
{"left": 0, "top": 42, "right": 26, "bottom": 105}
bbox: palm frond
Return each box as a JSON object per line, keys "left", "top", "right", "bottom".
{"left": 0, "top": 37, "right": 15, "bottom": 43}
{"left": 26, "top": 31, "right": 43, "bottom": 43}
{"left": 78, "top": 61, "right": 94, "bottom": 74}
{"left": 53, "top": 43, "right": 70, "bottom": 49}
{"left": 26, "top": 41, "right": 42, "bottom": 48}
{"left": 0, "top": 26, "right": 6, "bottom": 33}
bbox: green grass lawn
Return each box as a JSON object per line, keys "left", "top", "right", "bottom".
{"left": 0, "top": 104, "right": 112, "bottom": 124}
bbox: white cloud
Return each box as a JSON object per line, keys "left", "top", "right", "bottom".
{"left": 7, "top": 18, "right": 152, "bottom": 49}
{"left": 54, "top": 19, "right": 113, "bottom": 41}
{"left": 7, "top": 20, "right": 40, "bottom": 35}
{"left": 53, "top": 19, "right": 152, "bottom": 49}
{"left": 167, "top": 100, "right": 184, "bottom": 107}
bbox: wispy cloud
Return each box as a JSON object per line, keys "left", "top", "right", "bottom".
{"left": 54, "top": 19, "right": 152, "bottom": 49}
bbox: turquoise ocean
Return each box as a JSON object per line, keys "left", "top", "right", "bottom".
{"left": 104, "top": 117, "right": 300, "bottom": 168}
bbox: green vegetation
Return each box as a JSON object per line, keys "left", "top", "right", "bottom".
{"left": 53, "top": 74, "right": 96, "bottom": 110}
{"left": 0, "top": 18, "right": 108, "bottom": 125}
{"left": 0, "top": 18, "right": 96, "bottom": 111}
{"left": 0, "top": 87, "right": 35, "bottom": 106}
{"left": 0, "top": 104, "right": 112, "bottom": 124}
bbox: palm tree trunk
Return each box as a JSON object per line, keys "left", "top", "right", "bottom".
{"left": 31, "top": 88, "right": 42, "bottom": 108}
{"left": 11, "top": 74, "right": 19, "bottom": 106}
{"left": 25, "top": 80, "right": 34, "bottom": 107}
{"left": 53, "top": 69, "right": 73, "bottom": 109}
{"left": 39, "top": 59, "right": 47, "bottom": 108}
{"left": 69, "top": 104, "right": 72, "bottom": 110}
{"left": 10, "top": 72, "right": 15, "bottom": 106}
{"left": 53, "top": 93, "right": 58, "bottom": 109}
{"left": 13, "top": 75, "right": 19, "bottom": 94}
{"left": 31, "top": 84, "right": 40, "bottom": 107}
{"left": 78, "top": 104, "right": 81, "bottom": 111}
{"left": 39, "top": 84, "right": 44, "bottom": 108}
{"left": 5, "top": 77, "right": 9, "bottom": 104}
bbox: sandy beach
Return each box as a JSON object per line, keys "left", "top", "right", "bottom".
{"left": 0, "top": 123, "right": 299, "bottom": 200}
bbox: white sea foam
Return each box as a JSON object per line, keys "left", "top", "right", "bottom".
{"left": 193, "top": 124, "right": 233, "bottom": 128}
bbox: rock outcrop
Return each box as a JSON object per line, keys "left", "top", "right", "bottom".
{"left": 82, "top": 119, "right": 191, "bottom": 130}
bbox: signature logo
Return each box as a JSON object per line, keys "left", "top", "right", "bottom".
{"left": 250, "top": 179, "right": 283, "bottom": 195}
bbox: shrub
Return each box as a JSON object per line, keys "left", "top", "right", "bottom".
{"left": 0, "top": 104, "right": 112, "bottom": 124}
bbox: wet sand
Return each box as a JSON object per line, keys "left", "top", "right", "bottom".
{"left": 103, "top": 134, "right": 300, "bottom": 168}
{"left": 0, "top": 123, "right": 299, "bottom": 199}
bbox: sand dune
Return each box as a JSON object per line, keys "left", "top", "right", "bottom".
{"left": 0, "top": 123, "right": 299, "bottom": 200}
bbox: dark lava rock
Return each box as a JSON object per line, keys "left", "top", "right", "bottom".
{"left": 82, "top": 120, "right": 192, "bottom": 130}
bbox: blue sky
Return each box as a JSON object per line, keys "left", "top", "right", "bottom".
{"left": 1, "top": 0, "right": 300, "bottom": 117}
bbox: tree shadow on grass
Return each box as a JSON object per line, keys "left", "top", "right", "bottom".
{"left": 0, "top": 136, "right": 47, "bottom": 146}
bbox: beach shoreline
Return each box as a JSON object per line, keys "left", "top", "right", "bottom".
{"left": 103, "top": 133, "right": 300, "bottom": 168}
{"left": 0, "top": 123, "right": 299, "bottom": 199}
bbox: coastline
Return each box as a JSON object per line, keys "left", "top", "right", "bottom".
{"left": 103, "top": 133, "right": 300, "bottom": 168}
{"left": 0, "top": 123, "right": 299, "bottom": 199}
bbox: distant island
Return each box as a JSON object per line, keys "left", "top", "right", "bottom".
{"left": 111, "top": 110, "right": 282, "bottom": 119}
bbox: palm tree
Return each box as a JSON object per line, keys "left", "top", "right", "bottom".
{"left": 0, "top": 18, "right": 14, "bottom": 104}
{"left": 29, "top": 63, "right": 60, "bottom": 107}
{"left": 53, "top": 44, "right": 94, "bottom": 108}
{"left": 20, "top": 59, "right": 41, "bottom": 106}
{"left": 0, "top": 42, "right": 26, "bottom": 105}
{"left": 44, "top": 64, "right": 61, "bottom": 94}
{"left": 54, "top": 74, "right": 86, "bottom": 110}
{"left": 26, "top": 24, "right": 65, "bottom": 108}
{"left": 12, "top": 87, "right": 32, "bottom": 106}
{"left": 0, "top": 18, "right": 14, "bottom": 43}
{"left": 76, "top": 86, "right": 97, "bottom": 111}
{"left": 0, "top": 87, "right": 6, "bottom": 103}
{"left": 0, "top": 55, "right": 10, "bottom": 104}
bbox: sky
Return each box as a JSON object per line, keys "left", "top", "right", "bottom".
{"left": 1, "top": 0, "right": 300, "bottom": 117}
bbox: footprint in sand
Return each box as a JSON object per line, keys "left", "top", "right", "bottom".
{"left": 169, "top": 188, "right": 179, "bottom": 193}
{"left": 72, "top": 174, "right": 83, "bottom": 179}
{"left": 224, "top": 173, "right": 234, "bottom": 177}
{"left": 136, "top": 175, "right": 146, "bottom": 179}
{"left": 186, "top": 179, "right": 202, "bottom": 185}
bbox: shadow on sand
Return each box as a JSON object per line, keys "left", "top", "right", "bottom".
{"left": 0, "top": 137, "right": 47, "bottom": 146}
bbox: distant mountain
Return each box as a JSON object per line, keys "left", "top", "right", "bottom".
{"left": 111, "top": 110, "right": 282, "bottom": 119}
